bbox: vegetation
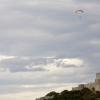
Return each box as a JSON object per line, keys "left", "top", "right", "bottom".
{"left": 45, "top": 88, "right": 100, "bottom": 100}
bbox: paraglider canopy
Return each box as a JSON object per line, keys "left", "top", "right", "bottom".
{"left": 75, "top": 10, "right": 84, "bottom": 13}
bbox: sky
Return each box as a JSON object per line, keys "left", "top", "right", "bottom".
{"left": 0, "top": 0, "right": 100, "bottom": 100}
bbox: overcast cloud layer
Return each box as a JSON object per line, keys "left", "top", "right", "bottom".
{"left": 0, "top": 0, "right": 100, "bottom": 100}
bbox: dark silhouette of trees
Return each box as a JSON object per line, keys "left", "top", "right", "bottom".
{"left": 45, "top": 88, "right": 100, "bottom": 100}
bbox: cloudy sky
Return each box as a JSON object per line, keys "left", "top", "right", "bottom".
{"left": 0, "top": 0, "right": 100, "bottom": 100}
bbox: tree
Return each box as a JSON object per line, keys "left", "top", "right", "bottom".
{"left": 46, "top": 91, "right": 57, "bottom": 96}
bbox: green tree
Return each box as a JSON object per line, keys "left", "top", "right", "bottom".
{"left": 46, "top": 91, "right": 57, "bottom": 96}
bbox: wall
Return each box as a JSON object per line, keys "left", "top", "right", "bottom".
{"left": 96, "top": 73, "right": 100, "bottom": 79}
{"left": 84, "top": 82, "right": 95, "bottom": 90}
{"left": 95, "top": 79, "right": 100, "bottom": 91}
{"left": 72, "top": 87, "right": 79, "bottom": 90}
{"left": 78, "top": 84, "right": 84, "bottom": 90}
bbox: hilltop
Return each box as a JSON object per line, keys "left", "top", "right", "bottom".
{"left": 36, "top": 88, "right": 100, "bottom": 100}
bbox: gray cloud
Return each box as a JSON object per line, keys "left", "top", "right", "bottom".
{"left": 0, "top": 57, "right": 80, "bottom": 72}
{"left": 0, "top": 57, "right": 48, "bottom": 72}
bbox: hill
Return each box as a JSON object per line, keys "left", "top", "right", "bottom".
{"left": 45, "top": 88, "right": 100, "bottom": 100}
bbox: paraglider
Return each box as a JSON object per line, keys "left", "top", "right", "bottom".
{"left": 75, "top": 10, "right": 84, "bottom": 18}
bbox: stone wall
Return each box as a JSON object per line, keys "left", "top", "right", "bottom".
{"left": 95, "top": 79, "right": 100, "bottom": 91}
{"left": 72, "top": 87, "right": 79, "bottom": 90}
{"left": 78, "top": 84, "right": 84, "bottom": 90}
{"left": 96, "top": 73, "right": 100, "bottom": 79}
{"left": 84, "top": 82, "right": 95, "bottom": 90}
